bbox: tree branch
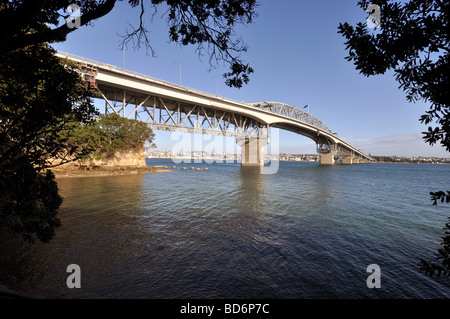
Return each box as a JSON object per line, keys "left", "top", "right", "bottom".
{"left": 1, "top": 0, "right": 117, "bottom": 53}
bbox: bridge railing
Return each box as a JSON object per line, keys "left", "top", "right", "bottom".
{"left": 57, "top": 51, "right": 332, "bottom": 134}
{"left": 57, "top": 50, "right": 229, "bottom": 102}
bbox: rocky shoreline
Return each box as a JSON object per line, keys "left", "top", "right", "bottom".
{"left": 52, "top": 166, "right": 173, "bottom": 178}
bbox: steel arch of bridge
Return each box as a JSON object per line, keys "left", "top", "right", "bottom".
{"left": 248, "top": 101, "right": 332, "bottom": 133}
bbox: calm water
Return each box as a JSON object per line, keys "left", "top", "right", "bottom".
{"left": 0, "top": 159, "right": 449, "bottom": 298}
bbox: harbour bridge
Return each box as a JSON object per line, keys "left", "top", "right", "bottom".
{"left": 56, "top": 51, "right": 375, "bottom": 166}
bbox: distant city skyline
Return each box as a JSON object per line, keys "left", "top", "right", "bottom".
{"left": 53, "top": 1, "right": 449, "bottom": 158}
{"left": 146, "top": 149, "right": 450, "bottom": 163}
{"left": 148, "top": 131, "right": 449, "bottom": 158}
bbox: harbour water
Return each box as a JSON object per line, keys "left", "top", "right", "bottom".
{"left": 0, "top": 159, "right": 449, "bottom": 298}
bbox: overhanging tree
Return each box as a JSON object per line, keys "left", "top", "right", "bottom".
{"left": 338, "top": 0, "right": 449, "bottom": 276}
{"left": 0, "top": 44, "right": 97, "bottom": 243}
{"left": 0, "top": 0, "right": 258, "bottom": 243}
{"left": 0, "top": 0, "right": 258, "bottom": 88}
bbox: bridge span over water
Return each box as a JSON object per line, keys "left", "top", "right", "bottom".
{"left": 57, "top": 51, "right": 375, "bottom": 166}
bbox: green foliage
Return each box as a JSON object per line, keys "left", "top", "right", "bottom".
{"left": 430, "top": 191, "right": 450, "bottom": 205}
{"left": 0, "top": 43, "right": 97, "bottom": 170}
{"left": 338, "top": 0, "right": 449, "bottom": 151}
{"left": 0, "top": 159, "right": 62, "bottom": 243}
{"left": 65, "top": 113, "right": 156, "bottom": 160}
{"left": 419, "top": 217, "right": 450, "bottom": 277}
{"left": 0, "top": 43, "right": 97, "bottom": 243}
{"left": 420, "top": 190, "right": 450, "bottom": 277}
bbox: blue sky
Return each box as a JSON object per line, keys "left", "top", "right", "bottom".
{"left": 53, "top": 0, "right": 449, "bottom": 157}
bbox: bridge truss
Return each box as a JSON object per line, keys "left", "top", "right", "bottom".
{"left": 96, "top": 87, "right": 268, "bottom": 139}
{"left": 62, "top": 50, "right": 375, "bottom": 164}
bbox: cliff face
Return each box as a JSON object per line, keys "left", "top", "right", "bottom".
{"left": 84, "top": 148, "right": 147, "bottom": 168}
{"left": 55, "top": 147, "right": 148, "bottom": 170}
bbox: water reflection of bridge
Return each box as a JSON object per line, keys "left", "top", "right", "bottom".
{"left": 57, "top": 51, "right": 374, "bottom": 166}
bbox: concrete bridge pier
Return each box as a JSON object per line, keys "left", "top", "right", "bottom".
{"left": 236, "top": 137, "right": 267, "bottom": 167}
{"left": 319, "top": 152, "right": 335, "bottom": 165}
{"left": 342, "top": 155, "right": 354, "bottom": 165}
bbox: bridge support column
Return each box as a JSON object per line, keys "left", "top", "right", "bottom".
{"left": 352, "top": 158, "right": 360, "bottom": 164}
{"left": 237, "top": 137, "right": 266, "bottom": 167}
{"left": 319, "top": 152, "right": 335, "bottom": 165}
{"left": 342, "top": 156, "right": 353, "bottom": 165}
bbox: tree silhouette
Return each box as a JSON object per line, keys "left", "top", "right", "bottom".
{"left": 0, "top": 44, "right": 96, "bottom": 243}
{"left": 0, "top": 0, "right": 258, "bottom": 243}
{"left": 338, "top": 0, "right": 449, "bottom": 277}
{"left": 0, "top": 0, "right": 258, "bottom": 88}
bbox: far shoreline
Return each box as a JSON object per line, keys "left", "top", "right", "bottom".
{"left": 147, "top": 157, "right": 450, "bottom": 165}
{"left": 51, "top": 160, "right": 449, "bottom": 178}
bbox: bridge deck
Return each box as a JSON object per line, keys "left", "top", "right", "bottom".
{"left": 56, "top": 51, "right": 374, "bottom": 162}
